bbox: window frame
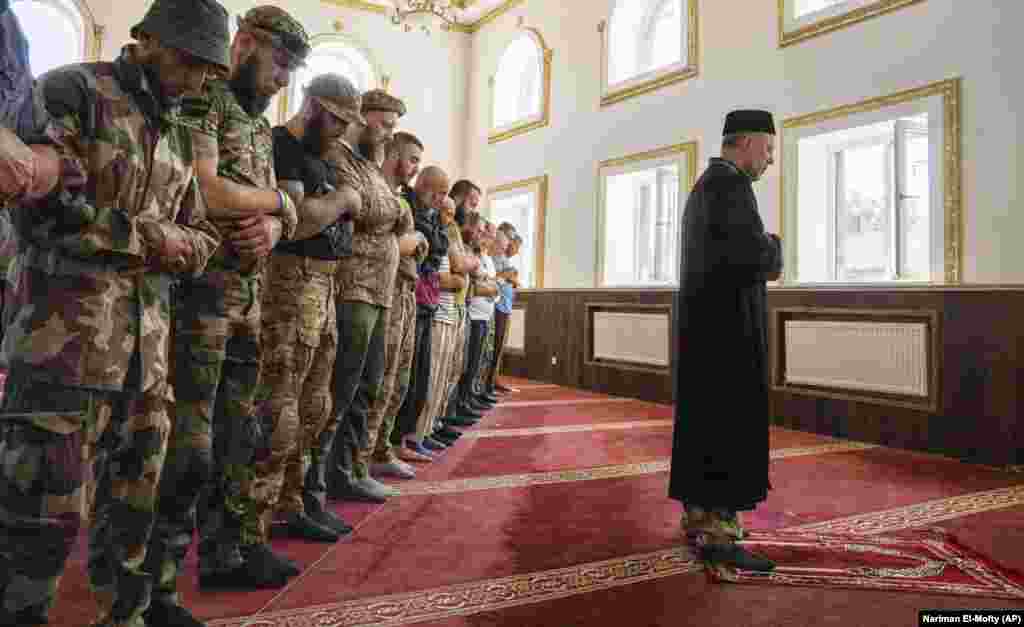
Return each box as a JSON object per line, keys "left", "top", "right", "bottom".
{"left": 274, "top": 33, "right": 381, "bottom": 125}
{"left": 595, "top": 141, "right": 698, "bottom": 288}
{"left": 487, "top": 175, "right": 549, "bottom": 289}
{"left": 778, "top": 0, "right": 926, "bottom": 48}
{"left": 779, "top": 77, "right": 962, "bottom": 285}
{"left": 488, "top": 28, "right": 553, "bottom": 145}
{"left": 10, "top": 0, "right": 103, "bottom": 67}
{"left": 599, "top": 0, "right": 699, "bottom": 108}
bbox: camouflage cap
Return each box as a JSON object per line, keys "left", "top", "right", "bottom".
{"left": 361, "top": 89, "right": 407, "bottom": 117}
{"left": 305, "top": 73, "right": 366, "bottom": 126}
{"left": 131, "top": 0, "right": 231, "bottom": 73}
{"left": 237, "top": 5, "right": 310, "bottom": 67}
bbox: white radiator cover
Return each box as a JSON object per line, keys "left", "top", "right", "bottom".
{"left": 592, "top": 312, "right": 670, "bottom": 367}
{"left": 783, "top": 320, "right": 929, "bottom": 397}
{"left": 507, "top": 308, "right": 526, "bottom": 351}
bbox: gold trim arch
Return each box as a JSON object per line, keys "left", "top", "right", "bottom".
{"left": 275, "top": 31, "right": 386, "bottom": 125}
{"left": 487, "top": 27, "right": 553, "bottom": 145}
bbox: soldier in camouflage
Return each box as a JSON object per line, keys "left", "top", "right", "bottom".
{"left": 143, "top": 4, "right": 305, "bottom": 603}
{"left": 362, "top": 131, "right": 427, "bottom": 483}
{"left": 253, "top": 73, "right": 365, "bottom": 549}
{"left": 320, "top": 90, "right": 423, "bottom": 504}
{"left": 0, "top": 1, "right": 228, "bottom": 625}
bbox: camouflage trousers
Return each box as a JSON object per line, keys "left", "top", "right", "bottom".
{"left": 362, "top": 278, "right": 416, "bottom": 469}
{"left": 442, "top": 306, "right": 468, "bottom": 418}
{"left": 0, "top": 371, "right": 170, "bottom": 627}
{"left": 416, "top": 318, "right": 456, "bottom": 440}
{"left": 254, "top": 254, "right": 337, "bottom": 529}
{"left": 147, "top": 270, "right": 263, "bottom": 598}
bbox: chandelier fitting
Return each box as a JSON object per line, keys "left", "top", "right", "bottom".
{"left": 391, "top": 0, "right": 462, "bottom": 35}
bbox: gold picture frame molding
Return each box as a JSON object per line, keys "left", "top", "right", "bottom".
{"left": 598, "top": 0, "right": 700, "bottom": 107}
{"left": 777, "top": 0, "right": 927, "bottom": 48}
{"left": 778, "top": 77, "right": 963, "bottom": 284}
{"left": 594, "top": 141, "right": 699, "bottom": 288}
{"left": 488, "top": 175, "right": 549, "bottom": 289}
{"left": 487, "top": 27, "right": 553, "bottom": 144}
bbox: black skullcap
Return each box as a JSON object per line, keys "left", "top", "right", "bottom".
{"left": 723, "top": 109, "right": 776, "bottom": 136}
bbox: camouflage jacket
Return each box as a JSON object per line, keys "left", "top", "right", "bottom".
{"left": 186, "top": 78, "right": 297, "bottom": 275}
{"left": 0, "top": 46, "right": 221, "bottom": 406}
{"left": 328, "top": 142, "right": 412, "bottom": 308}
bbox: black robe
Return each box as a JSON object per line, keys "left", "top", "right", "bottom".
{"left": 668, "top": 158, "right": 782, "bottom": 511}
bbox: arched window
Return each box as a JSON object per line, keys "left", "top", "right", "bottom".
{"left": 601, "top": 0, "right": 696, "bottom": 107}
{"left": 9, "top": 0, "right": 92, "bottom": 75}
{"left": 286, "top": 37, "right": 377, "bottom": 118}
{"left": 489, "top": 29, "right": 551, "bottom": 144}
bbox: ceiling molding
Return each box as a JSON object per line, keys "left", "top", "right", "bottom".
{"left": 321, "top": 0, "right": 526, "bottom": 34}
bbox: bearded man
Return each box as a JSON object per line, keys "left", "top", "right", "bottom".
{"left": 145, "top": 4, "right": 308, "bottom": 600}
{"left": 0, "top": 1, "right": 227, "bottom": 624}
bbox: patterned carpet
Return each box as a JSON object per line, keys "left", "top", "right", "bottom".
{"left": 46, "top": 377, "right": 1024, "bottom": 627}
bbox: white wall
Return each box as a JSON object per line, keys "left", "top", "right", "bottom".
{"left": 464, "top": 0, "right": 1024, "bottom": 287}
{"left": 78, "top": 0, "right": 469, "bottom": 179}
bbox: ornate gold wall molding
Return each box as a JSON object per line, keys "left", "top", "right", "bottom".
{"left": 778, "top": 77, "right": 963, "bottom": 284}
{"left": 488, "top": 175, "right": 548, "bottom": 289}
{"left": 594, "top": 141, "right": 698, "bottom": 287}
{"left": 778, "top": 0, "right": 927, "bottom": 48}
{"left": 321, "top": 0, "right": 525, "bottom": 34}
{"left": 598, "top": 0, "right": 700, "bottom": 107}
{"left": 487, "top": 27, "right": 552, "bottom": 144}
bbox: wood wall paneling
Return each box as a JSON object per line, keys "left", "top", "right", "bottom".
{"left": 498, "top": 287, "right": 1024, "bottom": 466}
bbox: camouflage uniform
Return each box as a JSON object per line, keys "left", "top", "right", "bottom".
{"left": 147, "top": 6, "right": 304, "bottom": 597}
{"left": 322, "top": 133, "right": 413, "bottom": 492}
{"left": 0, "top": 46, "right": 221, "bottom": 627}
{"left": 365, "top": 195, "right": 420, "bottom": 465}
{"left": 256, "top": 74, "right": 367, "bottom": 536}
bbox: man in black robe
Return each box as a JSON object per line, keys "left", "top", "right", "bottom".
{"left": 669, "top": 109, "right": 782, "bottom": 574}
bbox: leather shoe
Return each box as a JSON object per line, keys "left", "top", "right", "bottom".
{"left": 284, "top": 512, "right": 339, "bottom": 543}
{"left": 372, "top": 459, "right": 416, "bottom": 479}
{"left": 699, "top": 543, "right": 776, "bottom": 572}
{"left": 476, "top": 392, "right": 499, "bottom": 404}
{"left": 435, "top": 425, "right": 463, "bottom": 440}
{"left": 442, "top": 415, "right": 477, "bottom": 427}
{"left": 143, "top": 600, "right": 205, "bottom": 627}
{"left": 456, "top": 403, "right": 482, "bottom": 418}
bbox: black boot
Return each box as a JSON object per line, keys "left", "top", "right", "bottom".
{"left": 0, "top": 604, "right": 48, "bottom": 625}
{"left": 303, "top": 492, "right": 354, "bottom": 536}
{"left": 282, "top": 511, "right": 339, "bottom": 543}
{"left": 199, "top": 543, "right": 292, "bottom": 589}
{"left": 143, "top": 599, "right": 206, "bottom": 627}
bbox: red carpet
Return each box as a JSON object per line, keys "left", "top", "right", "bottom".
{"left": 723, "top": 529, "right": 1024, "bottom": 600}
{"left": 40, "top": 378, "right": 1024, "bottom": 627}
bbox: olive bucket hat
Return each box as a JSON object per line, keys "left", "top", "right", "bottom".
{"left": 131, "top": 0, "right": 232, "bottom": 74}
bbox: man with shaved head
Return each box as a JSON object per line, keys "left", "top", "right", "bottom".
{"left": 390, "top": 164, "right": 453, "bottom": 459}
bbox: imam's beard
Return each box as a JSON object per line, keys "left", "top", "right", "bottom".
{"left": 229, "top": 55, "right": 272, "bottom": 118}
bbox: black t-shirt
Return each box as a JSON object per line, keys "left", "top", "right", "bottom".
{"left": 272, "top": 126, "right": 351, "bottom": 259}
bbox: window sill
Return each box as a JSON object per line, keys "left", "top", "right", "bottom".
{"left": 601, "top": 64, "right": 698, "bottom": 108}
{"left": 488, "top": 114, "right": 549, "bottom": 144}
